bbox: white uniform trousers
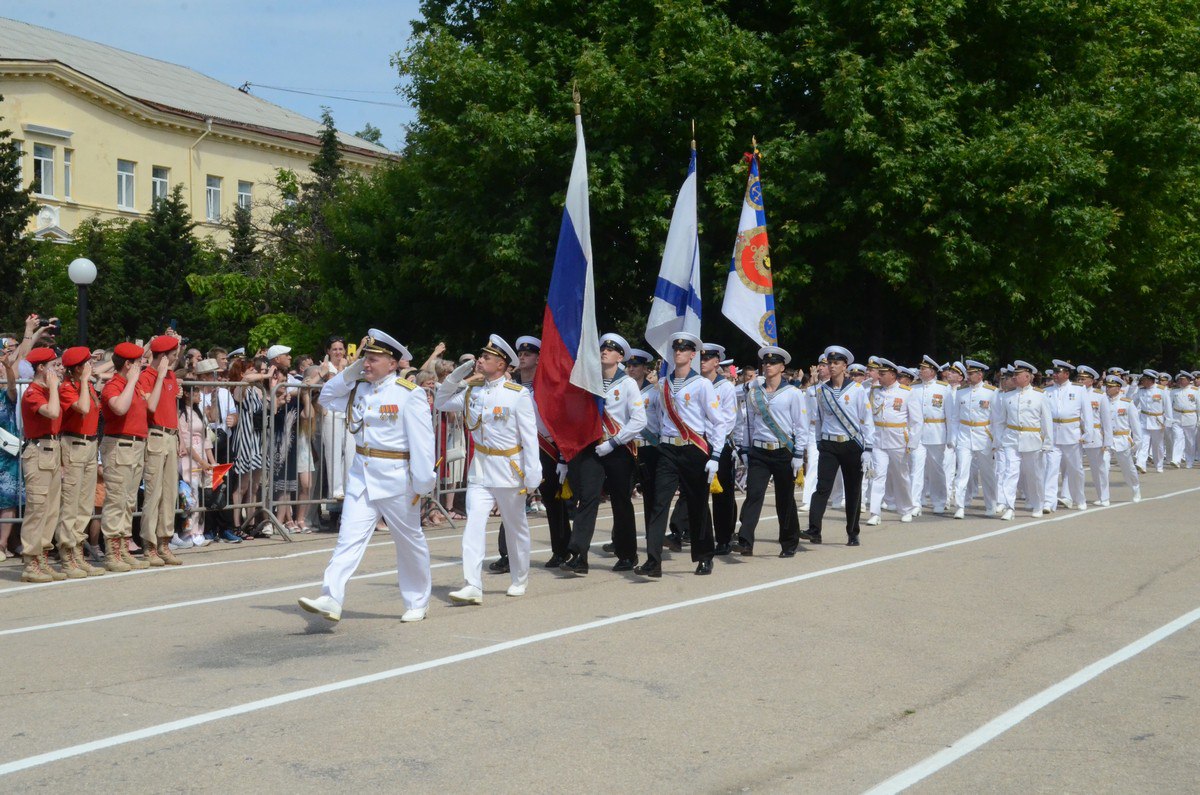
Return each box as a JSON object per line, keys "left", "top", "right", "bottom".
{"left": 801, "top": 438, "right": 819, "bottom": 506}
{"left": 942, "top": 445, "right": 957, "bottom": 506}
{"left": 1083, "top": 446, "right": 1110, "bottom": 504}
{"left": 1044, "top": 443, "right": 1085, "bottom": 510}
{"left": 1170, "top": 424, "right": 1197, "bottom": 467}
{"left": 869, "top": 448, "right": 914, "bottom": 517}
{"left": 1136, "top": 428, "right": 1165, "bottom": 472}
{"left": 1000, "top": 449, "right": 1045, "bottom": 514}
{"left": 320, "top": 489, "right": 431, "bottom": 610}
{"left": 954, "top": 447, "right": 997, "bottom": 514}
{"left": 1112, "top": 448, "right": 1140, "bottom": 497}
{"left": 910, "top": 443, "right": 949, "bottom": 511}
{"left": 463, "top": 483, "right": 529, "bottom": 591}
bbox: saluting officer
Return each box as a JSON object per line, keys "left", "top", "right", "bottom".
{"left": 735, "top": 345, "right": 807, "bottom": 556}
{"left": 561, "top": 333, "right": 646, "bottom": 575}
{"left": 435, "top": 335, "right": 541, "bottom": 604}
{"left": 298, "top": 329, "right": 436, "bottom": 623}
{"left": 992, "top": 360, "right": 1053, "bottom": 520}
{"left": 138, "top": 335, "right": 183, "bottom": 567}
{"left": 865, "top": 358, "right": 921, "bottom": 526}
{"left": 56, "top": 346, "right": 105, "bottom": 578}
{"left": 98, "top": 342, "right": 151, "bottom": 572}
{"left": 18, "top": 347, "right": 64, "bottom": 583}
{"left": 1042, "top": 359, "right": 1094, "bottom": 512}
{"left": 952, "top": 360, "right": 999, "bottom": 519}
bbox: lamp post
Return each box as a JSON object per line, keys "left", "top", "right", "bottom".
{"left": 68, "top": 257, "right": 97, "bottom": 346}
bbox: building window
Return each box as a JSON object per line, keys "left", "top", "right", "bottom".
{"left": 33, "top": 144, "right": 54, "bottom": 196}
{"left": 63, "top": 149, "right": 73, "bottom": 199}
{"left": 152, "top": 166, "right": 170, "bottom": 205}
{"left": 117, "top": 160, "right": 136, "bottom": 210}
{"left": 206, "top": 175, "right": 222, "bottom": 222}
{"left": 237, "top": 181, "right": 253, "bottom": 210}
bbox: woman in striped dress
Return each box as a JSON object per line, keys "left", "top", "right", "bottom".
{"left": 229, "top": 357, "right": 267, "bottom": 528}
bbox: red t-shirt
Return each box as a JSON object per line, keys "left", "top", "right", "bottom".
{"left": 59, "top": 378, "right": 101, "bottom": 436}
{"left": 101, "top": 373, "right": 149, "bottom": 437}
{"left": 21, "top": 382, "right": 61, "bottom": 439}
{"left": 137, "top": 368, "right": 180, "bottom": 430}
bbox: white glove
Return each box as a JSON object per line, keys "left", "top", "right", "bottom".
{"left": 523, "top": 473, "right": 541, "bottom": 492}
{"left": 556, "top": 462, "right": 569, "bottom": 483}
{"left": 705, "top": 459, "right": 720, "bottom": 483}
{"left": 791, "top": 458, "right": 803, "bottom": 477}
{"left": 446, "top": 360, "right": 476, "bottom": 385}
{"left": 947, "top": 439, "right": 956, "bottom": 450}
{"left": 342, "top": 358, "right": 366, "bottom": 381}
{"left": 595, "top": 440, "right": 615, "bottom": 457}
{"left": 861, "top": 450, "right": 872, "bottom": 469}
{"left": 738, "top": 451, "right": 748, "bottom": 468}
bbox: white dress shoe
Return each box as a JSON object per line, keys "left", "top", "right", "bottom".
{"left": 954, "top": 508, "right": 965, "bottom": 519}
{"left": 1001, "top": 508, "right": 1014, "bottom": 521}
{"left": 1132, "top": 489, "right": 1142, "bottom": 503}
{"left": 899, "top": 512, "right": 913, "bottom": 523}
{"left": 449, "top": 585, "right": 483, "bottom": 605}
{"left": 506, "top": 581, "right": 527, "bottom": 597}
{"left": 1074, "top": 502, "right": 1088, "bottom": 510}
{"left": 298, "top": 595, "right": 342, "bottom": 622}
{"left": 909, "top": 506, "right": 922, "bottom": 518}
{"left": 798, "top": 503, "right": 810, "bottom": 513}
{"left": 866, "top": 514, "right": 881, "bottom": 526}
{"left": 1031, "top": 509, "right": 1044, "bottom": 518}
{"left": 400, "top": 607, "right": 427, "bottom": 622}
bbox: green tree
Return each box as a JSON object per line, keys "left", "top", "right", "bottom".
{"left": 0, "top": 98, "right": 39, "bottom": 323}
{"left": 354, "top": 122, "right": 384, "bottom": 145}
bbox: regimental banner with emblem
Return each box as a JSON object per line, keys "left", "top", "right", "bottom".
{"left": 721, "top": 140, "right": 777, "bottom": 346}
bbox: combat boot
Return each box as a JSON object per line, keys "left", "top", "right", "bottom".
{"left": 57, "top": 544, "right": 88, "bottom": 579}
{"left": 119, "top": 537, "right": 150, "bottom": 570}
{"left": 39, "top": 551, "right": 67, "bottom": 581}
{"left": 20, "top": 554, "right": 52, "bottom": 584}
{"left": 104, "top": 539, "right": 132, "bottom": 573}
{"left": 157, "top": 539, "right": 182, "bottom": 566}
{"left": 72, "top": 544, "right": 105, "bottom": 576}
{"left": 143, "top": 543, "right": 166, "bottom": 567}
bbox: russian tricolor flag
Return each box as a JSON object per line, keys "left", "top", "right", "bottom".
{"left": 533, "top": 112, "right": 603, "bottom": 461}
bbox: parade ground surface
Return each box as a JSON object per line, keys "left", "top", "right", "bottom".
{"left": 2, "top": 473, "right": 1198, "bottom": 793}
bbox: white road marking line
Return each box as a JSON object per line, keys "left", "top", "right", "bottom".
{"left": 864, "top": 602, "right": 1200, "bottom": 795}
{"left": 3, "top": 487, "right": 1196, "bottom": 776}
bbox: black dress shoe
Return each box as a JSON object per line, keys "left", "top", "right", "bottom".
{"left": 846, "top": 536, "right": 860, "bottom": 547}
{"left": 634, "top": 560, "right": 662, "bottom": 578}
{"left": 736, "top": 541, "right": 753, "bottom": 556}
{"left": 694, "top": 559, "right": 713, "bottom": 575}
{"left": 488, "top": 556, "right": 510, "bottom": 573}
{"left": 799, "top": 530, "right": 822, "bottom": 544}
{"left": 545, "top": 553, "right": 567, "bottom": 568}
{"left": 601, "top": 542, "right": 615, "bottom": 554}
{"left": 714, "top": 542, "right": 733, "bottom": 556}
{"left": 666, "top": 534, "right": 683, "bottom": 552}
{"left": 560, "top": 553, "right": 589, "bottom": 576}
{"left": 612, "top": 557, "right": 638, "bottom": 572}
{"left": 779, "top": 547, "right": 798, "bottom": 558}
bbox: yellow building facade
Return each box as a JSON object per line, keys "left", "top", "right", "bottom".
{"left": 1, "top": 17, "right": 389, "bottom": 243}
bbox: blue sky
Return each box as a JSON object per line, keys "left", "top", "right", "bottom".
{"left": 5, "top": 1, "right": 424, "bottom": 151}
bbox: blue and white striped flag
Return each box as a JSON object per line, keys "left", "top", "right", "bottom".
{"left": 645, "top": 145, "right": 702, "bottom": 362}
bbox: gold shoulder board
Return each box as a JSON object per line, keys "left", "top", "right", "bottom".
{"left": 936, "top": 379, "right": 948, "bottom": 386}
{"left": 395, "top": 378, "right": 416, "bottom": 390}
{"left": 1033, "top": 386, "right": 1045, "bottom": 393}
{"left": 983, "top": 384, "right": 997, "bottom": 391}
{"left": 899, "top": 384, "right": 912, "bottom": 391}
{"left": 503, "top": 381, "right": 523, "bottom": 392}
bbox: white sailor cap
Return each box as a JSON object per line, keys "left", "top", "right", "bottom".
{"left": 940, "top": 362, "right": 953, "bottom": 372}
{"left": 1176, "top": 371, "right": 1193, "bottom": 381}
{"left": 701, "top": 342, "right": 726, "bottom": 360}
{"left": 1139, "top": 369, "right": 1157, "bottom": 380}
{"left": 670, "top": 332, "right": 702, "bottom": 351}
{"left": 719, "top": 359, "right": 735, "bottom": 368}
{"left": 362, "top": 329, "right": 412, "bottom": 361}
{"left": 1043, "top": 369, "right": 1055, "bottom": 377}
{"left": 1157, "top": 371, "right": 1171, "bottom": 381}
{"left": 1076, "top": 365, "right": 1099, "bottom": 379}
{"left": 482, "top": 334, "right": 518, "bottom": 363}
{"left": 848, "top": 363, "right": 868, "bottom": 374}
{"left": 758, "top": 345, "right": 791, "bottom": 365}
{"left": 1104, "top": 374, "right": 1124, "bottom": 387}
{"left": 1013, "top": 360, "right": 1038, "bottom": 374}
{"left": 823, "top": 345, "right": 853, "bottom": 365}
{"left": 950, "top": 360, "right": 967, "bottom": 376}
{"left": 515, "top": 336, "right": 542, "bottom": 353}
{"left": 898, "top": 366, "right": 918, "bottom": 379}
{"left": 1051, "top": 359, "right": 1075, "bottom": 371}
{"left": 1192, "top": 370, "right": 1200, "bottom": 379}
{"left": 919, "top": 354, "right": 939, "bottom": 370}
{"left": 626, "top": 348, "right": 654, "bottom": 365}
{"left": 873, "top": 357, "right": 899, "bottom": 373}
{"left": 228, "top": 347, "right": 246, "bottom": 358}
{"left": 965, "top": 359, "right": 989, "bottom": 373}
{"left": 600, "top": 333, "right": 631, "bottom": 358}
{"left": 1106, "top": 366, "right": 1126, "bottom": 375}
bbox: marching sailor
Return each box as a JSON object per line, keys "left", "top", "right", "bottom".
{"left": 619, "top": 348, "right": 659, "bottom": 571}
{"left": 952, "top": 360, "right": 998, "bottom": 519}
{"left": 734, "top": 345, "right": 807, "bottom": 556}
{"left": 865, "top": 358, "right": 921, "bottom": 526}
{"left": 992, "top": 360, "right": 1053, "bottom": 520}
{"left": 1133, "top": 369, "right": 1169, "bottom": 473}
{"left": 1104, "top": 374, "right": 1142, "bottom": 502}
{"left": 1076, "top": 365, "right": 1113, "bottom": 506}
{"left": 909, "top": 355, "right": 956, "bottom": 515}
{"left": 1042, "top": 359, "right": 1094, "bottom": 512}
{"left": 298, "top": 329, "right": 436, "bottom": 623}
{"left": 1169, "top": 372, "right": 1197, "bottom": 468}
{"left": 435, "top": 335, "right": 542, "bottom": 604}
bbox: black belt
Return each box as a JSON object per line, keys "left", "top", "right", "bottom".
{"left": 106, "top": 433, "right": 144, "bottom": 441}
{"left": 25, "top": 434, "right": 59, "bottom": 443}
{"left": 149, "top": 426, "right": 178, "bottom": 436}
{"left": 62, "top": 432, "right": 99, "bottom": 441}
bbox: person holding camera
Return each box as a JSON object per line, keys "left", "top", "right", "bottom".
{"left": 19, "top": 347, "right": 64, "bottom": 582}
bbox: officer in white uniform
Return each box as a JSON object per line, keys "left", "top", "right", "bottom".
{"left": 734, "top": 345, "right": 808, "bottom": 555}
{"left": 561, "top": 333, "right": 646, "bottom": 575}
{"left": 993, "top": 360, "right": 1053, "bottom": 520}
{"left": 952, "top": 360, "right": 998, "bottom": 519}
{"left": 435, "top": 334, "right": 542, "bottom": 604}
{"left": 1169, "top": 372, "right": 1197, "bottom": 467}
{"left": 1104, "top": 375, "right": 1142, "bottom": 502}
{"left": 1043, "top": 359, "right": 1094, "bottom": 512}
{"left": 298, "top": 330, "right": 436, "bottom": 623}
{"left": 865, "top": 358, "right": 921, "bottom": 526}
{"left": 942, "top": 361, "right": 965, "bottom": 503}
{"left": 1075, "top": 366, "right": 1112, "bottom": 506}
{"left": 1133, "top": 369, "right": 1169, "bottom": 473}
{"left": 909, "top": 355, "right": 956, "bottom": 515}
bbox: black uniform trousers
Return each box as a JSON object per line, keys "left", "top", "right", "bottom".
{"left": 736, "top": 447, "right": 800, "bottom": 551}
{"left": 667, "top": 442, "right": 736, "bottom": 545}
{"left": 566, "top": 442, "right": 637, "bottom": 561}
{"left": 498, "top": 448, "right": 570, "bottom": 557}
{"left": 637, "top": 445, "right": 660, "bottom": 533}
{"left": 807, "top": 439, "right": 864, "bottom": 539}
{"left": 644, "top": 444, "right": 713, "bottom": 564}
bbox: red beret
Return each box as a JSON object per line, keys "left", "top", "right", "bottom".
{"left": 149, "top": 336, "right": 179, "bottom": 354}
{"left": 113, "top": 342, "right": 144, "bottom": 359}
{"left": 62, "top": 346, "right": 92, "bottom": 368}
{"left": 26, "top": 347, "right": 57, "bottom": 366}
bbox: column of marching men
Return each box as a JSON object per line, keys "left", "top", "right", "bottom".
{"left": 295, "top": 327, "right": 1200, "bottom": 624}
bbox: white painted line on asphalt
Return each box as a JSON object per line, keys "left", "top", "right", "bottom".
{"left": 864, "top": 602, "right": 1200, "bottom": 795}
{"left": 3, "top": 487, "right": 1197, "bottom": 776}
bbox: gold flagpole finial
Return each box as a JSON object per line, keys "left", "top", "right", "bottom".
{"left": 691, "top": 118, "right": 696, "bottom": 150}
{"left": 572, "top": 81, "right": 581, "bottom": 116}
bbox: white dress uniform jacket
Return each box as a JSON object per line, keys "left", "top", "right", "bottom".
{"left": 813, "top": 379, "right": 876, "bottom": 448}
{"left": 955, "top": 381, "right": 998, "bottom": 451}
{"left": 1044, "top": 381, "right": 1095, "bottom": 445}
{"left": 638, "top": 380, "right": 660, "bottom": 445}
{"left": 739, "top": 379, "right": 809, "bottom": 452}
{"left": 709, "top": 376, "right": 739, "bottom": 449}
{"left": 1084, "top": 389, "right": 1113, "bottom": 449}
{"left": 602, "top": 370, "right": 647, "bottom": 446}
{"left": 993, "top": 386, "right": 1054, "bottom": 452}
{"left": 658, "top": 370, "right": 723, "bottom": 455}
{"left": 1134, "top": 386, "right": 1171, "bottom": 430}
{"left": 1108, "top": 395, "right": 1142, "bottom": 452}
{"left": 871, "top": 383, "right": 922, "bottom": 450}
{"left": 319, "top": 366, "right": 436, "bottom": 499}
{"left": 1170, "top": 386, "right": 1198, "bottom": 428}
{"left": 912, "top": 379, "right": 956, "bottom": 444}
{"left": 435, "top": 376, "right": 542, "bottom": 489}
